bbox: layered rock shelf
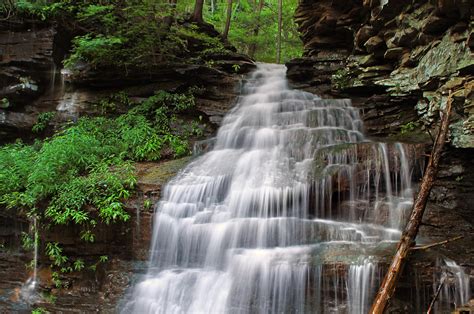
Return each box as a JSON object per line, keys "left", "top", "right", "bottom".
{"left": 287, "top": 0, "right": 473, "bottom": 310}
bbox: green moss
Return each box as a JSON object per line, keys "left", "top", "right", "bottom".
{"left": 139, "top": 157, "right": 193, "bottom": 187}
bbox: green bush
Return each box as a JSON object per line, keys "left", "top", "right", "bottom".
{"left": 0, "top": 90, "right": 198, "bottom": 277}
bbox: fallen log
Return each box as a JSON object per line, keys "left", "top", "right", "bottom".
{"left": 369, "top": 90, "right": 454, "bottom": 314}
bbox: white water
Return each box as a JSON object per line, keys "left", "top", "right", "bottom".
{"left": 20, "top": 217, "right": 40, "bottom": 304}
{"left": 122, "top": 64, "right": 419, "bottom": 313}
{"left": 434, "top": 259, "right": 471, "bottom": 311}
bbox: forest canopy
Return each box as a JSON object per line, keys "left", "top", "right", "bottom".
{"left": 1, "top": 0, "right": 302, "bottom": 63}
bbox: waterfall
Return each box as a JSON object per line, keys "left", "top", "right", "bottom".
{"left": 122, "top": 64, "right": 420, "bottom": 313}
{"left": 20, "top": 217, "right": 40, "bottom": 304}
{"left": 433, "top": 259, "right": 471, "bottom": 311}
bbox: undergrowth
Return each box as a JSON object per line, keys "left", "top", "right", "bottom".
{"left": 0, "top": 89, "right": 203, "bottom": 282}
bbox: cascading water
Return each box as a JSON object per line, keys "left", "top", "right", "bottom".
{"left": 433, "top": 259, "right": 471, "bottom": 312}
{"left": 122, "top": 64, "right": 422, "bottom": 313}
{"left": 20, "top": 217, "right": 40, "bottom": 304}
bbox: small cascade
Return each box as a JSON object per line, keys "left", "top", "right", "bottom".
{"left": 434, "top": 259, "right": 471, "bottom": 312}
{"left": 347, "top": 259, "right": 379, "bottom": 314}
{"left": 20, "top": 217, "right": 41, "bottom": 304}
{"left": 121, "top": 64, "right": 423, "bottom": 313}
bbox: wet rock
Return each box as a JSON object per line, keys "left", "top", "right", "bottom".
{"left": 421, "top": 14, "right": 453, "bottom": 34}
{"left": 383, "top": 47, "right": 405, "bottom": 60}
{"left": 467, "top": 31, "right": 474, "bottom": 48}
{"left": 388, "top": 27, "right": 418, "bottom": 47}
{"left": 0, "top": 23, "right": 55, "bottom": 108}
{"left": 364, "top": 36, "right": 386, "bottom": 54}
{"left": 355, "top": 26, "right": 375, "bottom": 49}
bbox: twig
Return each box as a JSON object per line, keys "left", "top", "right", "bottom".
{"left": 411, "top": 236, "right": 463, "bottom": 251}
{"left": 427, "top": 274, "right": 446, "bottom": 314}
{"left": 420, "top": 221, "right": 441, "bottom": 229}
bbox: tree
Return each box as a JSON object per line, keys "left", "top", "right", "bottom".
{"left": 222, "top": 0, "right": 233, "bottom": 39}
{"left": 248, "top": 0, "right": 265, "bottom": 57}
{"left": 276, "top": 0, "right": 282, "bottom": 63}
{"left": 192, "top": 0, "right": 205, "bottom": 23}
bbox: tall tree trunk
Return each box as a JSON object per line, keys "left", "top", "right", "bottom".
{"left": 210, "top": 0, "right": 215, "bottom": 14}
{"left": 192, "top": 0, "right": 205, "bottom": 23}
{"left": 248, "top": 0, "right": 264, "bottom": 58}
{"left": 222, "top": 0, "right": 232, "bottom": 39}
{"left": 369, "top": 91, "right": 454, "bottom": 314}
{"left": 276, "top": 0, "right": 282, "bottom": 63}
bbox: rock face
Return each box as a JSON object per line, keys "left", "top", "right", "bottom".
{"left": 0, "top": 20, "right": 57, "bottom": 141}
{"left": 0, "top": 19, "right": 255, "bottom": 143}
{"left": 289, "top": 0, "right": 473, "bottom": 146}
{"left": 288, "top": 0, "right": 473, "bottom": 310}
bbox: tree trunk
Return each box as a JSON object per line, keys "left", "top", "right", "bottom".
{"left": 222, "top": 0, "right": 232, "bottom": 39}
{"left": 192, "top": 0, "right": 205, "bottom": 23}
{"left": 248, "top": 0, "right": 264, "bottom": 58}
{"left": 369, "top": 91, "right": 454, "bottom": 314}
{"left": 276, "top": 0, "right": 282, "bottom": 63}
{"left": 210, "top": 0, "right": 215, "bottom": 14}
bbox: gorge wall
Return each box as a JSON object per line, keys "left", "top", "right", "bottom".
{"left": 286, "top": 0, "right": 473, "bottom": 311}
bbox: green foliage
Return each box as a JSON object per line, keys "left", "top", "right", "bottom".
{"left": 400, "top": 121, "right": 419, "bottom": 134}
{"left": 21, "top": 232, "right": 34, "bottom": 250}
{"left": 0, "top": 90, "right": 200, "bottom": 280}
{"left": 5, "top": 0, "right": 302, "bottom": 64}
{"left": 232, "top": 64, "right": 241, "bottom": 73}
{"left": 64, "top": 34, "right": 124, "bottom": 69}
{"left": 13, "top": 0, "right": 66, "bottom": 20}
{"left": 42, "top": 291, "right": 57, "bottom": 304}
{"left": 332, "top": 68, "right": 351, "bottom": 90}
{"left": 200, "top": 0, "right": 302, "bottom": 62}
{"left": 0, "top": 97, "right": 9, "bottom": 108}
{"left": 143, "top": 199, "right": 152, "bottom": 210}
{"left": 32, "top": 307, "right": 48, "bottom": 314}
{"left": 46, "top": 242, "right": 68, "bottom": 267}
{"left": 32, "top": 112, "right": 56, "bottom": 133}
{"left": 0, "top": 143, "right": 36, "bottom": 200}
{"left": 51, "top": 271, "right": 62, "bottom": 288}
{"left": 73, "top": 259, "right": 85, "bottom": 271}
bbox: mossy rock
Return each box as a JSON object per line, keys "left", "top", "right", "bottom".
{"left": 136, "top": 156, "right": 193, "bottom": 191}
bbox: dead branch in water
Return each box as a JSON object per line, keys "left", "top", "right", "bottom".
{"left": 427, "top": 274, "right": 446, "bottom": 314}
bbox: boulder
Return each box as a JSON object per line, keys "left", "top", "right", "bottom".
{"left": 421, "top": 14, "right": 452, "bottom": 34}
{"left": 364, "top": 35, "right": 386, "bottom": 54}
{"left": 355, "top": 26, "right": 375, "bottom": 48}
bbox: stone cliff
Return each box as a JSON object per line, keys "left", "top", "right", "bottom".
{"left": 287, "top": 0, "right": 473, "bottom": 311}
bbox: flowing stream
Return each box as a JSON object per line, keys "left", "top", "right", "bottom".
{"left": 122, "top": 64, "right": 422, "bottom": 313}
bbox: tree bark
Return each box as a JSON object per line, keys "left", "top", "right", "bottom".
{"left": 192, "top": 0, "right": 205, "bottom": 23}
{"left": 276, "top": 0, "right": 282, "bottom": 63}
{"left": 369, "top": 91, "right": 454, "bottom": 314}
{"left": 222, "top": 0, "right": 232, "bottom": 39}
